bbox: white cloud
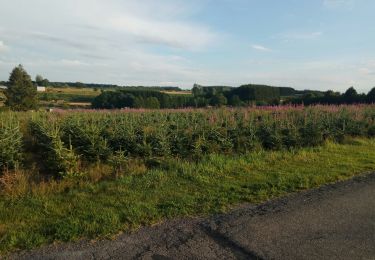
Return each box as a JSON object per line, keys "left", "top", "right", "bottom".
{"left": 60, "top": 59, "right": 90, "bottom": 67}
{"left": 0, "top": 0, "right": 373, "bottom": 92}
{"left": 108, "top": 15, "right": 216, "bottom": 50}
{"left": 239, "top": 58, "right": 375, "bottom": 92}
{"left": 0, "top": 0, "right": 217, "bottom": 51}
{"left": 251, "top": 44, "right": 272, "bottom": 52}
{"left": 0, "top": 0, "right": 219, "bottom": 87}
{"left": 0, "top": 41, "right": 8, "bottom": 52}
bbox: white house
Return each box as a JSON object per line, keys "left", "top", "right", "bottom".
{"left": 0, "top": 85, "right": 7, "bottom": 90}
{"left": 37, "top": 86, "right": 46, "bottom": 92}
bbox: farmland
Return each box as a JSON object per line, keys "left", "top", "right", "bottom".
{"left": 1, "top": 85, "right": 193, "bottom": 109}
{"left": 37, "top": 87, "right": 102, "bottom": 108}
{"left": 0, "top": 90, "right": 5, "bottom": 107}
{"left": 1, "top": 105, "right": 375, "bottom": 176}
{"left": 0, "top": 105, "right": 374, "bottom": 253}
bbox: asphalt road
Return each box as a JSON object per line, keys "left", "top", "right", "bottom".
{"left": 10, "top": 172, "right": 375, "bottom": 260}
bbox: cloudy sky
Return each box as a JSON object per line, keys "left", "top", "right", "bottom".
{"left": 0, "top": 0, "right": 374, "bottom": 92}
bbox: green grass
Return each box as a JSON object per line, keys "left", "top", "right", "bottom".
{"left": 1, "top": 138, "right": 375, "bottom": 254}
{"left": 45, "top": 87, "right": 102, "bottom": 96}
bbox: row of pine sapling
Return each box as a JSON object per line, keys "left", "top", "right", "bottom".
{"left": 29, "top": 115, "right": 80, "bottom": 177}
{"left": 1, "top": 105, "right": 374, "bottom": 177}
{"left": 0, "top": 114, "right": 23, "bottom": 172}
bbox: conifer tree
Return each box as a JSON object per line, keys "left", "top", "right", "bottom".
{"left": 5, "top": 65, "right": 38, "bottom": 111}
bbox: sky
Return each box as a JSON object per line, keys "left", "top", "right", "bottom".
{"left": 0, "top": 0, "right": 374, "bottom": 92}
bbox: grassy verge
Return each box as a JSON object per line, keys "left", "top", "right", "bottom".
{"left": 1, "top": 138, "right": 375, "bottom": 254}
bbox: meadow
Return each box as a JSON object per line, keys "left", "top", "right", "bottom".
{"left": 0, "top": 105, "right": 375, "bottom": 253}
{"left": 36, "top": 87, "right": 101, "bottom": 109}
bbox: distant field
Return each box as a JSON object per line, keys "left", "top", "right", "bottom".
{"left": 39, "top": 100, "right": 92, "bottom": 109}
{"left": 68, "top": 102, "right": 92, "bottom": 106}
{"left": 45, "top": 87, "right": 102, "bottom": 96}
{"left": 37, "top": 87, "right": 101, "bottom": 107}
{"left": 47, "top": 87, "right": 191, "bottom": 96}
{"left": 161, "top": 90, "right": 192, "bottom": 95}
{"left": 0, "top": 90, "right": 5, "bottom": 108}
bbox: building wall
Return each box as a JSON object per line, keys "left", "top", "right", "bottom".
{"left": 37, "top": 86, "right": 46, "bottom": 92}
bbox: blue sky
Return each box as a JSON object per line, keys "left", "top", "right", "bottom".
{"left": 0, "top": 0, "right": 374, "bottom": 92}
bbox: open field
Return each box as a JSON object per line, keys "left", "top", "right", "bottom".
{"left": 0, "top": 90, "right": 5, "bottom": 107}
{"left": 45, "top": 87, "right": 104, "bottom": 96}
{"left": 161, "top": 90, "right": 192, "bottom": 95}
{"left": 37, "top": 87, "right": 101, "bottom": 108}
{"left": 0, "top": 105, "right": 374, "bottom": 254}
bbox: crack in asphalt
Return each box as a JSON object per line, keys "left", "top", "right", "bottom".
{"left": 200, "top": 224, "right": 264, "bottom": 260}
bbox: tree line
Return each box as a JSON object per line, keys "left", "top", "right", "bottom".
{"left": 92, "top": 84, "right": 285, "bottom": 109}
{"left": 1, "top": 64, "right": 374, "bottom": 111}
{"left": 92, "top": 89, "right": 192, "bottom": 109}
{"left": 288, "top": 87, "right": 375, "bottom": 105}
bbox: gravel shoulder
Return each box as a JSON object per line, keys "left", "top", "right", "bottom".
{"left": 8, "top": 172, "right": 375, "bottom": 260}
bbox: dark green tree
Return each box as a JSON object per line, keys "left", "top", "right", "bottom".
{"left": 117, "top": 93, "right": 135, "bottom": 108}
{"left": 229, "top": 95, "right": 242, "bottom": 106}
{"left": 192, "top": 84, "right": 203, "bottom": 97}
{"left": 35, "top": 74, "right": 49, "bottom": 87}
{"left": 5, "top": 65, "right": 38, "bottom": 111}
{"left": 324, "top": 90, "right": 335, "bottom": 97}
{"left": 145, "top": 97, "right": 160, "bottom": 109}
{"left": 160, "top": 95, "right": 171, "bottom": 108}
{"left": 133, "top": 96, "right": 145, "bottom": 108}
{"left": 367, "top": 87, "right": 375, "bottom": 103}
{"left": 210, "top": 93, "right": 227, "bottom": 107}
{"left": 35, "top": 75, "right": 43, "bottom": 85}
{"left": 41, "top": 79, "right": 49, "bottom": 87}
{"left": 193, "top": 97, "right": 208, "bottom": 107}
{"left": 343, "top": 87, "right": 358, "bottom": 103}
